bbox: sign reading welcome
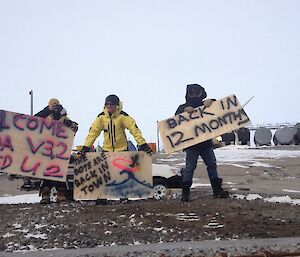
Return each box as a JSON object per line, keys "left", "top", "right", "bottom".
{"left": 158, "top": 94, "right": 251, "bottom": 153}
{"left": 73, "top": 151, "right": 152, "bottom": 200}
{"left": 0, "top": 109, "right": 75, "bottom": 182}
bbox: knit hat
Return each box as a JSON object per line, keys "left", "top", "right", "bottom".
{"left": 105, "top": 94, "right": 119, "bottom": 105}
{"left": 48, "top": 98, "right": 60, "bottom": 108}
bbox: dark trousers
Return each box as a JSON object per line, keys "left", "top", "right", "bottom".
{"left": 182, "top": 146, "right": 219, "bottom": 184}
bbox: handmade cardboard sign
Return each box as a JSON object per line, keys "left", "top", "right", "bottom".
{"left": 158, "top": 94, "right": 251, "bottom": 154}
{"left": 73, "top": 151, "right": 153, "bottom": 200}
{"left": 0, "top": 109, "right": 75, "bottom": 182}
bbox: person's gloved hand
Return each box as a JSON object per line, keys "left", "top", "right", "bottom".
{"left": 138, "top": 143, "right": 153, "bottom": 155}
{"left": 203, "top": 99, "right": 216, "bottom": 108}
{"left": 63, "top": 119, "right": 73, "bottom": 127}
{"left": 184, "top": 106, "right": 194, "bottom": 113}
{"left": 81, "top": 146, "right": 91, "bottom": 153}
{"left": 70, "top": 122, "right": 78, "bottom": 133}
{"left": 63, "top": 120, "right": 78, "bottom": 133}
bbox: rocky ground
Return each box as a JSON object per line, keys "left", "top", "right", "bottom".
{"left": 1, "top": 146, "right": 300, "bottom": 256}
{"left": 0, "top": 192, "right": 300, "bottom": 256}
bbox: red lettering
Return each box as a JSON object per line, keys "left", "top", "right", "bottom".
{"left": 0, "top": 155, "right": 12, "bottom": 170}
{"left": 56, "top": 122, "right": 68, "bottom": 139}
{"left": 21, "top": 156, "right": 41, "bottom": 175}
{"left": 0, "top": 111, "right": 10, "bottom": 131}
{"left": 0, "top": 135, "right": 14, "bottom": 152}
{"left": 27, "top": 117, "right": 39, "bottom": 131}
{"left": 40, "top": 118, "right": 56, "bottom": 135}
{"left": 56, "top": 142, "right": 69, "bottom": 160}
{"left": 26, "top": 137, "right": 44, "bottom": 154}
{"left": 41, "top": 141, "right": 54, "bottom": 158}
{"left": 43, "top": 164, "right": 63, "bottom": 178}
{"left": 13, "top": 114, "right": 26, "bottom": 131}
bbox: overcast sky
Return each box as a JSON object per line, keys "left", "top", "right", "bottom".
{"left": 1, "top": 0, "right": 299, "bottom": 147}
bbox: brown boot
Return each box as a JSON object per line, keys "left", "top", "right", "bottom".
{"left": 56, "top": 187, "right": 67, "bottom": 203}
{"left": 40, "top": 187, "right": 51, "bottom": 204}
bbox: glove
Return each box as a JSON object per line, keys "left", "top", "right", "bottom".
{"left": 81, "top": 146, "right": 91, "bottom": 153}
{"left": 63, "top": 120, "right": 78, "bottom": 133}
{"left": 184, "top": 106, "right": 194, "bottom": 113}
{"left": 203, "top": 99, "right": 215, "bottom": 108}
{"left": 138, "top": 143, "right": 153, "bottom": 155}
{"left": 70, "top": 122, "right": 78, "bottom": 133}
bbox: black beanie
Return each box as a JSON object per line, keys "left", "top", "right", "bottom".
{"left": 105, "top": 94, "right": 119, "bottom": 105}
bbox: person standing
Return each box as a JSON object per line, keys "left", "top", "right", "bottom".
{"left": 175, "top": 84, "right": 229, "bottom": 202}
{"left": 35, "top": 98, "right": 78, "bottom": 204}
{"left": 81, "top": 94, "right": 152, "bottom": 204}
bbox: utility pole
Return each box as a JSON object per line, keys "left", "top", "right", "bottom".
{"left": 29, "top": 90, "right": 33, "bottom": 115}
{"left": 156, "top": 121, "right": 160, "bottom": 152}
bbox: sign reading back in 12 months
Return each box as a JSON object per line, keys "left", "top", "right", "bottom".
{"left": 73, "top": 151, "right": 153, "bottom": 200}
{"left": 0, "top": 109, "right": 75, "bottom": 182}
{"left": 158, "top": 94, "right": 251, "bottom": 154}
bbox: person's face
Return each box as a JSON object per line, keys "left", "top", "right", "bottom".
{"left": 187, "top": 88, "right": 203, "bottom": 98}
{"left": 49, "top": 102, "right": 59, "bottom": 111}
{"left": 105, "top": 102, "right": 117, "bottom": 113}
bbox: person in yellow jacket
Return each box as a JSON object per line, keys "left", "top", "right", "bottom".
{"left": 81, "top": 94, "right": 152, "bottom": 153}
{"left": 81, "top": 94, "right": 152, "bottom": 205}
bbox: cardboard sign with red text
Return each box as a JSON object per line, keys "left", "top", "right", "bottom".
{"left": 0, "top": 109, "right": 75, "bottom": 182}
{"left": 158, "top": 94, "right": 251, "bottom": 154}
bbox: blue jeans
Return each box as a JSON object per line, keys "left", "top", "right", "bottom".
{"left": 182, "top": 146, "right": 219, "bottom": 183}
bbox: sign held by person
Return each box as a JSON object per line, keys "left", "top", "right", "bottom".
{"left": 0, "top": 109, "right": 75, "bottom": 182}
{"left": 158, "top": 94, "right": 251, "bottom": 154}
{"left": 73, "top": 151, "right": 153, "bottom": 200}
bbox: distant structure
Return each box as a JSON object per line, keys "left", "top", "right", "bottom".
{"left": 254, "top": 127, "right": 272, "bottom": 146}
{"left": 247, "top": 122, "right": 300, "bottom": 146}
{"left": 237, "top": 127, "right": 250, "bottom": 145}
{"left": 246, "top": 122, "right": 296, "bottom": 131}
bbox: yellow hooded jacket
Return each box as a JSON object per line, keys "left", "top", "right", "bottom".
{"left": 84, "top": 101, "right": 146, "bottom": 152}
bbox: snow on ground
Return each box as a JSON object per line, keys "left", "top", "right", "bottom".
{"left": 215, "top": 145, "right": 300, "bottom": 165}
{"left": 0, "top": 194, "right": 41, "bottom": 204}
{"left": 1, "top": 192, "right": 300, "bottom": 206}
{"left": 165, "top": 145, "right": 300, "bottom": 168}
{"left": 234, "top": 194, "right": 300, "bottom": 205}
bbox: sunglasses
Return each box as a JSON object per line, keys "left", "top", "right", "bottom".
{"left": 105, "top": 102, "right": 116, "bottom": 106}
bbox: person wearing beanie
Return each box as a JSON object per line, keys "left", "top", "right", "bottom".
{"left": 82, "top": 94, "right": 152, "bottom": 153}
{"left": 35, "top": 98, "right": 78, "bottom": 204}
{"left": 175, "top": 84, "right": 229, "bottom": 202}
{"left": 81, "top": 94, "right": 152, "bottom": 205}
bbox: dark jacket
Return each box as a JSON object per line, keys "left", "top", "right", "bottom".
{"left": 35, "top": 105, "right": 75, "bottom": 128}
{"left": 175, "top": 84, "right": 213, "bottom": 150}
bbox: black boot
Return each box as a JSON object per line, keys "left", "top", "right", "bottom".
{"left": 211, "top": 178, "right": 229, "bottom": 198}
{"left": 181, "top": 182, "right": 192, "bottom": 202}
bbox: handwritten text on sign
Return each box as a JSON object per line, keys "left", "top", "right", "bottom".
{"left": 0, "top": 109, "right": 75, "bottom": 181}
{"left": 158, "top": 95, "right": 251, "bottom": 153}
{"left": 73, "top": 151, "right": 153, "bottom": 200}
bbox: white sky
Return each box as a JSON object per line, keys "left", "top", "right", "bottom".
{"left": 1, "top": 0, "right": 300, "bottom": 147}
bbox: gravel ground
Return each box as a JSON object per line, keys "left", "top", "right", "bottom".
{"left": 1, "top": 147, "right": 300, "bottom": 256}
{"left": 0, "top": 191, "right": 300, "bottom": 255}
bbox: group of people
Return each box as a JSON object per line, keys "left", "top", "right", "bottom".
{"left": 35, "top": 83, "right": 228, "bottom": 204}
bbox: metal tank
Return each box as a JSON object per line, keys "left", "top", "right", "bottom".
{"left": 254, "top": 127, "right": 272, "bottom": 146}
{"left": 221, "top": 132, "right": 236, "bottom": 145}
{"left": 237, "top": 127, "right": 250, "bottom": 145}
{"left": 273, "top": 126, "right": 294, "bottom": 145}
